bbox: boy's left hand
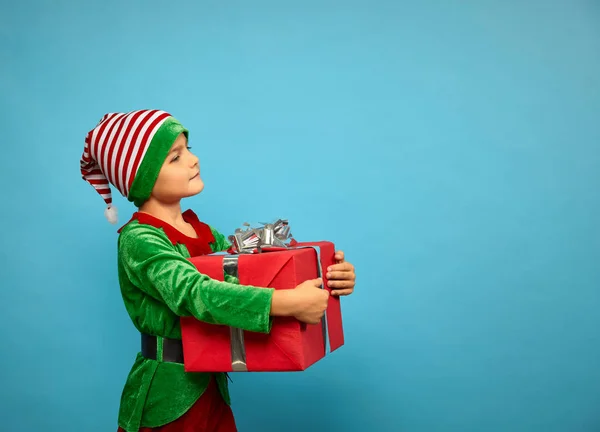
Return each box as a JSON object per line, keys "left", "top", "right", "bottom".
{"left": 326, "top": 250, "right": 356, "bottom": 296}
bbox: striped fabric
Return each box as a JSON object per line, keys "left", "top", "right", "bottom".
{"left": 80, "top": 109, "right": 172, "bottom": 206}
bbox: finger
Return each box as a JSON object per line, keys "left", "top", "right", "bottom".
{"left": 327, "top": 262, "right": 354, "bottom": 273}
{"left": 335, "top": 250, "right": 345, "bottom": 263}
{"left": 326, "top": 270, "right": 356, "bottom": 281}
{"left": 327, "top": 280, "right": 355, "bottom": 289}
{"left": 331, "top": 288, "right": 354, "bottom": 296}
{"left": 303, "top": 278, "right": 322, "bottom": 288}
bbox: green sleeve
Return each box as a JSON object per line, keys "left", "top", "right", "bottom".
{"left": 208, "top": 226, "right": 240, "bottom": 284}
{"left": 209, "top": 226, "right": 232, "bottom": 252}
{"left": 118, "top": 222, "right": 273, "bottom": 333}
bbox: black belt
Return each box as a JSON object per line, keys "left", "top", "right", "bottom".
{"left": 141, "top": 333, "right": 184, "bottom": 363}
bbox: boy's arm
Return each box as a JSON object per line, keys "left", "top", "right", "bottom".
{"left": 119, "top": 223, "right": 273, "bottom": 333}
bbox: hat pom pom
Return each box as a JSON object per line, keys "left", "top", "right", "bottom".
{"left": 105, "top": 205, "right": 118, "bottom": 224}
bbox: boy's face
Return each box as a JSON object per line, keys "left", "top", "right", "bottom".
{"left": 151, "top": 133, "right": 204, "bottom": 203}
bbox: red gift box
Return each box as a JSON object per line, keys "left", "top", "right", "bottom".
{"left": 180, "top": 241, "right": 344, "bottom": 372}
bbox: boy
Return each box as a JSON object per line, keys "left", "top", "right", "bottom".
{"left": 80, "top": 109, "right": 356, "bottom": 431}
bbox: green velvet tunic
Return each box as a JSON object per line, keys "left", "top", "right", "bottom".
{"left": 116, "top": 215, "right": 274, "bottom": 432}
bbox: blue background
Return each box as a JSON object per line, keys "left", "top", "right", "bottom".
{"left": 2, "top": 1, "right": 600, "bottom": 431}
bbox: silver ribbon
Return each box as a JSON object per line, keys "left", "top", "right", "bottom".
{"left": 225, "top": 220, "right": 329, "bottom": 371}
{"left": 223, "top": 255, "right": 248, "bottom": 371}
{"left": 228, "top": 219, "right": 295, "bottom": 254}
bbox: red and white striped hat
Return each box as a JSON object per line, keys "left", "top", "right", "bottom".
{"left": 80, "top": 109, "right": 189, "bottom": 224}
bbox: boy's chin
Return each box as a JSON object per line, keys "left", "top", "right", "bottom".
{"left": 189, "top": 180, "right": 205, "bottom": 195}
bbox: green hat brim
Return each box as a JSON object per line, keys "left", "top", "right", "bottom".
{"left": 128, "top": 117, "right": 189, "bottom": 207}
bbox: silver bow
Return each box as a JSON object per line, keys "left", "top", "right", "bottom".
{"left": 228, "top": 219, "right": 295, "bottom": 254}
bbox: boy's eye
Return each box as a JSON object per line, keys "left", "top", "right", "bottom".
{"left": 170, "top": 146, "right": 191, "bottom": 162}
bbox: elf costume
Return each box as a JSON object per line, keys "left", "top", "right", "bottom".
{"left": 80, "top": 110, "right": 274, "bottom": 431}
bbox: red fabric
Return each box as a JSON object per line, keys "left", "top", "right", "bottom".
{"left": 117, "top": 377, "right": 237, "bottom": 432}
{"left": 117, "top": 209, "right": 215, "bottom": 257}
{"left": 180, "top": 242, "right": 345, "bottom": 372}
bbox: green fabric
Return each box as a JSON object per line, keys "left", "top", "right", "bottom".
{"left": 129, "top": 117, "right": 189, "bottom": 207}
{"left": 116, "top": 221, "right": 274, "bottom": 432}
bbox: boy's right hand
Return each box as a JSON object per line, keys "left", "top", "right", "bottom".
{"left": 291, "top": 278, "right": 329, "bottom": 324}
{"left": 270, "top": 278, "right": 329, "bottom": 324}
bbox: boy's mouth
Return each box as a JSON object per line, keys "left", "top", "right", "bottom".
{"left": 190, "top": 172, "right": 200, "bottom": 180}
